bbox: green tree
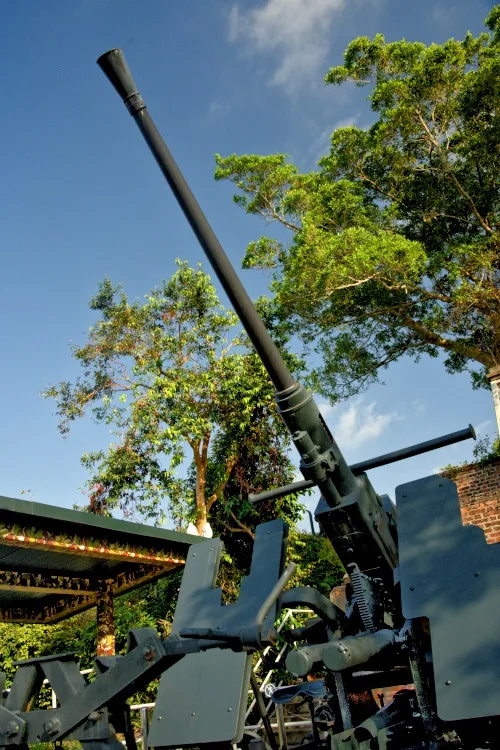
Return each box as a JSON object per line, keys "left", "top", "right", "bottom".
{"left": 43, "top": 261, "right": 296, "bottom": 534}
{"left": 214, "top": 6, "right": 500, "bottom": 409}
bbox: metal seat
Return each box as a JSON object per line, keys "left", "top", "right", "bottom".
{"left": 271, "top": 681, "right": 327, "bottom": 706}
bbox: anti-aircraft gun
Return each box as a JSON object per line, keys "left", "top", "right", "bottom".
{"left": 92, "top": 49, "right": 500, "bottom": 748}
{"left": 0, "top": 50, "right": 497, "bottom": 750}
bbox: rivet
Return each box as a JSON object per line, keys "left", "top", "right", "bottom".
{"left": 191, "top": 712, "right": 196, "bottom": 717}
{"left": 192, "top": 553, "right": 196, "bottom": 557}
{"left": 475, "top": 571, "right": 480, "bottom": 577}
{"left": 409, "top": 586, "right": 415, "bottom": 591}
{"left": 445, "top": 680, "right": 451, "bottom": 686}
{"left": 227, "top": 708, "right": 232, "bottom": 712}
{"left": 157, "top": 716, "right": 162, "bottom": 721}
{"left": 439, "top": 483, "right": 443, "bottom": 487}
{"left": 402, "top": 494, "right": 407, "bottom": 498}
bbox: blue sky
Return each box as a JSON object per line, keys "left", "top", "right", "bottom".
{"left": 0, "top": 0, "right": 495, "bottom": 530}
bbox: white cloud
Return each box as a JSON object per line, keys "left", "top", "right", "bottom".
{"left": 208, "top": 100, "right": 230, "bottom": 117}
{"left": 228, "top": 0, "right": 346, "bottom": 91}
{"left": 333, "top": 399, "right": 400, "bottom": 451}
{"left": 318, "top": 401, "right": 336, "bottom": 418}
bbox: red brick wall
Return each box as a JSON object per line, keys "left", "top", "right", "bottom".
{"left": 442, "top": 458, "right": 500, "bottom": 544}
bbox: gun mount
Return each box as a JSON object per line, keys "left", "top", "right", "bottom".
{"left": 1, "top": 47, "right": 495, "bottom": 750}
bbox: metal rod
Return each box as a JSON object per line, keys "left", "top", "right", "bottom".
{"left": 249, "top": 480, "right": 315, "bottom": 504}
{"left": 249, "top": 424, "right": 476, "bottom": 503}
{"left": 256, "top": 564, "right": 297, "bottom": 625}
{"left": 275, "top": 703, "right": 288, "bottom": 750}
{"left": 305, "top": 510, "right": 317, "bottom": 536}
{"left": 97, "top": 49, "right": 294, "bottom": 394}
{"left": 250, "top": 673, "right": 280, "bottom": 750}
{"left": 349, "top": 424, "right": 476, "bottom": 475}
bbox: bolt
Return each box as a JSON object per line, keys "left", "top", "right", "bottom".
{"left": 6, "top": 721, "right": 19, "bottom": 737}
{"left": 143, "top": 646, "right": 156, "bottom": 661}
{"left": 445, "top": 680, "right": 451, "bottom": 686}
{"left": 44, "top": 718, "right": 61, "bottom": 735}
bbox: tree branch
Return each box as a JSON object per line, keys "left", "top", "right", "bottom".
{"left": 225, "top": 510, "right": 256, "bottom": 539}
{"left": 206, "top": 455, "right": 238, "bottom": 512}
{"left": 416, "top": 110, "right": 492, "bottom": 234}
{"left": 400, "top": 311, "right": 495, "bottom": 367}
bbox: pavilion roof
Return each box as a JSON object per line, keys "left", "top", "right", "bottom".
{"left": 0, "top": 495, "right": 201, "bottom": 623}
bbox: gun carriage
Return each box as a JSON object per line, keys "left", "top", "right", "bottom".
{"left": 1, "top": 49, "right": 498, "bottom": 750}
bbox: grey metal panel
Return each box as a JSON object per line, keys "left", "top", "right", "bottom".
{"left": 396, "top": 474, "right": 500, "bottom": 721}
{"left": 150, "top": 520, "right": 286, "bottom": 747}
{"left": 149, "top": 649, "right": 252, "bottom": 748}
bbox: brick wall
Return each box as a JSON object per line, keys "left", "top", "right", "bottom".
{"left": 441, "top": 457, "right": 500, "bottom": 544}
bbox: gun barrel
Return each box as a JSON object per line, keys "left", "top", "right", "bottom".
{"left": 97, "top": 49, "right": 293, "bottom": 394}
{"left": 97, "top": 48, "right": 362, "bottom": 506}
{"left": 97, "top": 49, "right": 401, "bottom": 579}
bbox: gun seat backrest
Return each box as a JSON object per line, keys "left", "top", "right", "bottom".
{"left": 148, "top": 519, "right": 287, "bottom": 749}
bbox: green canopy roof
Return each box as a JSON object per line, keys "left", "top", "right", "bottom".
{"left": 0, "top": 495, "right": 201, "bottom": 623}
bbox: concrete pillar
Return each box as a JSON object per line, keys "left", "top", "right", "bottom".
{"left": 487, "top": 366, "right": 500, "bottom": 436}
{"left": 96, "top": 581, "right": 115, "bottom": 656}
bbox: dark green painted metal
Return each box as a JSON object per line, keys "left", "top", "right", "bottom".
{"left": 97, "top": 49, "right": 295, "bottom": 395}
{"left": 349, "top": 424, "right": 476, "bottom": 475}
{"left": 397, "top": 474, "right": 500, "bottom": 721}
{"left": 150, "top": 519, "right": 288, "bottom": 746}
{"left": 49, "top": 635, "right": 172, "bottom": 741}
{"left": 249, "top": 424, "right": 476, "bottom": 504}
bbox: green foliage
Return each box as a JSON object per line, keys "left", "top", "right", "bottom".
{"left": 287, "top": 531, "right": 344, "bottom": 596}
{"left": 43, "top": 261, "right": 300, "bottom": 534}
{"left": 443, "top": 432, "right": 500, "bottom": 473}
{"left": 215, "top": 7, "right": 500, "bottom": 402}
